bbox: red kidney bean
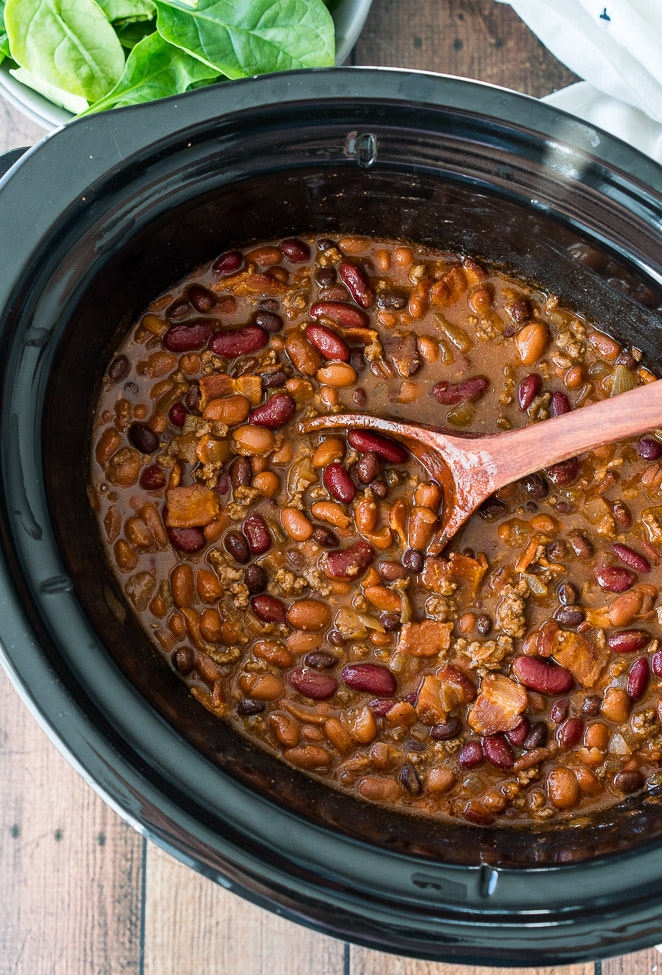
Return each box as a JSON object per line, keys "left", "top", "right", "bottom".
{"left": 249, "top": 393, "right": 296, "bottom": 429}
{"left": 568, "top": 529, "right": 593, "bottom": 559}
{"left": 627, "top": 657, "right": 650, "bottom": 700}
{"left": 324, "top": 463, "right": 356, "bottom": 503}
{"left": 251, "top": 594, "right": 286, "bottom": 623}
{"left": 108, "top": 354, "right": 129, "bottom": 383}
{"left": 289, "top": 667, "right": 337, "bottom": 699}
{"left": 224, "top": 531, "right": 250, "bottom": 564}
{"left": 557, "top": 716, "right": 583, "bottom": 750}
{"left": 432, "top": 376, "right": 489, "bottom": 405}
{"left": 431, "top": 717, "right": 461, "bottom": 740}
{"left": 551, "top": 391, "right": 571, "bottom": 417}
{"left": 309, "top": 301, "right": 369, "bottom": 328}
{"left": 550, "top": 698, "right": 569, "bottom": 724}
{"left": 506, "top": 716, "right": 530, "bottom": 746}
{"left": 168, "top": 402, "right": 188, "bottom": 427}
{"left": 244, "top": 564, "right": 267, "bottom": 594}
{"left": 242, "top": 514, "right": 271, "bottom": 555}
{"left": 167, "top": 526, "right": 206, "bottom": 552}
{"left": 339, "top": 262, "right": 375, "bottom": 308}
{"left": 613, "top": 770, "right": 644, "bottom": 793}
{"left": 319, "top": 285, "right": 351, "bottom": 303}
{"left": 304, "top": 323, "right": 350, "bottom": 361}
{"left": 612, "top": 501, "right": 631, "bottom": 527}
{"left": 164, "top": 321, "right": 214, "bottom": 353}
{"left": 653, "top": 650, "right": 662, "bottom": 677}
{"left": 518, "top": 373, "right": 541, "bottom": 410}
{"left": 188, "top": 285, "right": 216, "bottom": 313}
{"left": 213, "top": 250, "right": 243, "bottom": 275}
{"left": 369, "top": 698, "right": 397, "bottom": 717}
{"left": 217, "top": 473, "right": 231, "bottom": 495}
{"left": 523, "top": 722, "right": 547, "bottom": 749}
{"left": 608, "top": 630, "right": 650, "bottom": 653}
{"left": 209, "top": 325, "right": 268, "bottom": 358}
{"left": 638, "top": 437, "right": 662, "bottom": 460}
{"left": 129, "top": 422, "right": 159, "bottom": 454}
{"left": 612, "top": 543, "right": 651, "bottom": 574}
{"left": 483, "top": 733, "right": 514, "bottom": 769}
{"left": 230, "top": 455, "right": 252, "bottom": 488}
{"left": 342, "top": 663, "right": 396, "bottom": 696}
{"left": 140, "top": 465, "right": 166, "bottom": 491}
{"left": 322, "top": 539, "right": 375, "bottom": 579}
{"left": 512, "top": 655, "right": 573, "bottom": 695}
{"left": 458, "top": 741, "right": 483, "bottom": 768}
{"left": 545, "top": 457, "right": 579, "bottom": 485}
{"left": 252, "top": 309, "right": 283, "bottom": 333}
{"left": 280, "top": 238, "right": 310, "bottom": 262}
{"left": 595, "top": 564, "right": 635, "bottom": 592}
{"left": 347, "top": 429, "right": 408, "bottom": 464}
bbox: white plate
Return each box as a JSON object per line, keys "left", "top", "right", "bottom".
{"left": 0, "top": 0, "right": 373, "bottom": 131}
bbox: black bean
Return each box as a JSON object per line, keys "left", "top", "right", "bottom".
{"left": 173, "top": 647, "right": 194, "bottom": 676}
{"left": 231, "top": 456, "right": 252, "bottom": 488}
{"left": 244, "top": 564, "right": 267, "bottom": 593}
{"left": 353, "top": 388, "right": 367, "bottom": 407}
{"left": 398, "top": 764, "right": 422, "bottom": 795}
{"left": 123, "top": 381, "right": 139, "bottom": 395}
{"left": 327, "top": 629, "right": 345, "bottom": 646}
{"left": 553, "top": 606, "right": 585, "bottom": 628}
{"left": 185, "top": 383, "right": 200, "bottom": 411}
{"left": 379, "top": 612, "right": 401, "bottom": 632}
{"left": 224, "top": 531, "right": 250, "bottom": 564}
{"left": 304, "top": 650, "right": 338, "bottom": 669}
{"left": 312, "top": 525, "right": 339, "bottom": 549}
{"left": 350, "top": 348, "right": 366, "bottom": 373}
{"left": 357, "top": 451, "right": 381, "bottom": 484}
{"left": 548, "top": 540, "right": 568, "bottom": 560}
{"left": 558, "top": 582, "right": 578, "bottom": 605}
{"left": 252, "top": 309, "right": 283, "bottom": 333}
{"left": 377, "top": 290, "right": 408, "bottom": 310}
{"left": 108, "top": 355, "right": 129, "bottom": 383}
{"left": 403, "top": 549, "right": 424, "bottom": 573}
{"left": 616, "top": 351, "right": 637, "bottom": 369}
{"left": 317, "top": 238, "right": 335, "bottom": 251}
{"left": 523, "top": 723, "right": 547, "bottom": 749}
{"left": 315, "top": 266, "right": 336, "bottom": 287}
{"left": 556, "top": 500, "right": 574, "bottom": 514}
{"left": 568, "top": 530, "right": 594, "bottom": 560}
{"left": 476, "top": 614, "right": 492, "bottom": 635}
{"left": 188, "top": 285, "right": 216, "bottom": 314}
{"left": 237, "top": 700, "right": 266, "bottom": 716}
{"left": 167, "top": 299, "right": 192, "bottom": 322}
{"left": 582, "top": 695, "right": 601, "bottom": 717}
{"left": 259, "top": 298, "right": 280, "bottom": 313}
{"left": 262, "top": 368, "right": 289, "bottom": 389}
{"left": 128, "top": 422, "right": 159, "bottom": 454}
{"left": 370, "top": 478, "right": 388, "bottom": 499}
{"left": 431, "top": 717, "right": 460, "bottom": 740}
{"left": 478, "top": 496, "right": 506, "bottom": 519}
{"left": 521, "top": 472, "right": 548, "bottom": 499}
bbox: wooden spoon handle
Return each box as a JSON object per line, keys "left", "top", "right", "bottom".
{"left": 488, "top": 379, "right": 662, "bottom": 489}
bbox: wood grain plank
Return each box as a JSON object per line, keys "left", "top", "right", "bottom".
{"left": 0, "top": 667, "right": 144, "bottom": 975}
{"left": 603, "top": 948, "right": 662, "bottom": 974}
{"left": 349, "top": 948, "right": 595, "bottom": 975}
{"left": 353, "top": 0, "right": 578, "bottom": 99}
{"left": 142, "top": 842, "right": 346, "bottom": 975}
{"left": 0, "top": 97, "right": 44, "bottom": 153}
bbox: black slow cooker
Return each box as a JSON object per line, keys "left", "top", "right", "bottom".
{"left": 1, "top": 68, "right": 662, "bottom": 966}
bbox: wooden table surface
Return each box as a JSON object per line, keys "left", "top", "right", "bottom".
{"left": 0, "top": 2, "right": 657, "bottom": 973}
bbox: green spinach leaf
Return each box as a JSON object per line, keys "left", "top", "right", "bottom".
{"left": 0, "top": 1, "right": 10, "bottom": 60}
{"left": 4, "top": 0, "right": 125, "bottom": 102}
{"left": 155, "top": 0, "right": 334, "bottom": 80}
{"left": 82, "top": 30, "right": 218, "bottom": 113}
{"left": 116, "top": 19, "right": 155, "bottom": 49}
{"left": 9, "top": 65, "right": 89, "bottom": 112}
{"left": 97, "top": 0, "right": 155, "bottom": 25}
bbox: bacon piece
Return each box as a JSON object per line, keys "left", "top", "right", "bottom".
{"left": 552, "top": 630, "right": 608, "bottom": 688}
{"left": 468, "top": 674, "right": 527, "bottom": 735}
{"left": 396, "top": 619, "right": 453, "bottom": 657}
{"left": 416, "top": 666, "right": 476, "bottom": 723}
{"left": 165, "top": 485, "right": 220, "bottom": 528}
{"left": 430, "top": 266, "right": 467, "bottom": 306}
{"left": 421, "top": 552, "right": 487, "bottom": 594}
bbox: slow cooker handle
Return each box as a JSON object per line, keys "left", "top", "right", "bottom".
{"left": 0, "top": 147, "right": 29, "bottom": 181}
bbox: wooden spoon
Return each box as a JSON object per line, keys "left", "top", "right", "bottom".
{"left": 301, "top": 380, "right": 662, "bottom": 556}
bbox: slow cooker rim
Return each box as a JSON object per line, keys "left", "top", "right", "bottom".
{"left": 0, "top": 67, "right": 662, "bottom": 965}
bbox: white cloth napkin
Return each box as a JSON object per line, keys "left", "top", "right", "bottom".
{"left": 495, "top": 0, "right": 662, "bottom": 162}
